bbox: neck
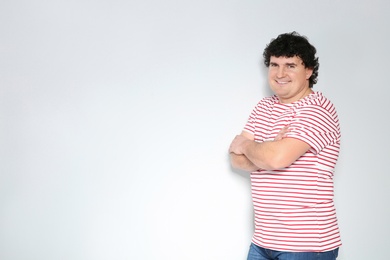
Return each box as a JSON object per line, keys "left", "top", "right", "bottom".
{"left": 279, "top": 88, "right": 313, "bottom": 104}
{"left": 298, "top": 88, "right": 313, "bottom": 100}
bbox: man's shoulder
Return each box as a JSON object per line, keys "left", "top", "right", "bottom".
{"left": 297, "top": 92, "right": 340, "bottom": 123}
{"left": 299, "top": 91, "right": 336, "bottom": 110}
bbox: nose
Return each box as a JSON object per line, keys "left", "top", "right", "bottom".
{"left": 276, "top": 66, "right": 286, "bottom": 78}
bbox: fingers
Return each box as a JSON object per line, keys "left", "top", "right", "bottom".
{"left": 274, "top": 125, "right": 290, "bottom": 141}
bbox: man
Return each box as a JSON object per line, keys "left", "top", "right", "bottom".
{"left": 229, "top": 32, "right": 341, "bottom": 260}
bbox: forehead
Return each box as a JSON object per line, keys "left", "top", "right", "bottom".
{"left": 270, "top": 56, "right": 303, "bottom": 64}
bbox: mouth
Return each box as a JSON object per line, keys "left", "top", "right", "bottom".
{"left": 275, "top": 79, "right": 290, "bottom": 85}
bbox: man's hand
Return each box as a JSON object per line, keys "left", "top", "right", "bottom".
{"left": 274, "top": 125, "right": 289, "bottom": 141}
{"left": 229, "top": 134, "right": 250, "bottom": 155}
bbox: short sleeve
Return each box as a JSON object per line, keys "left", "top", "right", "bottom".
{"left": 285, "top": 105, "right": 340, "bottom": 154}
{"left": 243, "top": 108, "right": 256, "bottom": 136}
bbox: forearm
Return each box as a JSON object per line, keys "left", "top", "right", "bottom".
{"left": 230, "top": 152, "right": 259, "bottom": 172}
{"left": 241, "top": 138, "right": 310, "bottom": 170}
{"left": 229, "top": 127, "right": 309, "bottom": 171}
{"left": 241, "top": 141, "right": 278, "bottom": 170}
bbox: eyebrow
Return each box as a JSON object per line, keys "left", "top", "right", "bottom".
{"left": 286, "top": 62, "right": 297, "bottom": 66}
{"left": 269, "top": 62, "right": 298, "bottom": 66}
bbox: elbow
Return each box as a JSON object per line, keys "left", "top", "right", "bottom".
{"left": 230, "top": 158, "right": 241, "bottom": 170}
{"left": 229, "top": 153, "right": 241, "bottom": 169}
{"left": 230, "top": 153, "right": 258, "bottom": 172}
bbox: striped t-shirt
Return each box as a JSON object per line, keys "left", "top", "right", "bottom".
{"left": 243, "top": 91, "right": 342, "bottom": 252}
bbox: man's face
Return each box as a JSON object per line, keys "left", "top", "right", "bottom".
{"left": 268, "top": 56, "right": 313, "bottom": 104}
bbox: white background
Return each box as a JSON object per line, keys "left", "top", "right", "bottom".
{"left": 1, "top": 0, "right": 389, "bottom": 259}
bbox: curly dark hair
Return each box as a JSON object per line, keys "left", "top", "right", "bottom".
{"left": 263, "top": 32, "right": 319, "bottom": 88}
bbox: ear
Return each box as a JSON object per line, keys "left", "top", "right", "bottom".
{"left": 305, "top": 68, "right": 313, "bottom": 80}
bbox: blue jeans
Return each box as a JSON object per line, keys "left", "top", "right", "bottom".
{"left": 247, "top": 243, "right": 339, "bottom": 260}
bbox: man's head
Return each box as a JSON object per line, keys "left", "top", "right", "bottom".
{"left": 263, "top": 32, "right": 319, "bottom": 88}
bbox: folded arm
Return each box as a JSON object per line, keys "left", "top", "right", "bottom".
{"left": 230, "top": 153, "right": 259, "bottom": 172}
{"left": 229, "top": 130, "right": 310, "bottom": 171}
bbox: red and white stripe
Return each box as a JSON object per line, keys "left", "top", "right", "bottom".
{"left": 244, "top": 91, "right": 342, "bottom": 252}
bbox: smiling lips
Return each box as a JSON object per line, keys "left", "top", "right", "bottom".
{"left": 275, "top": 79, "right": 290, "bottom": 85}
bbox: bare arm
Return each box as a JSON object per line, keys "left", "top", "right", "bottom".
{"left": 230, "top": 153, "right": 259, "bottom": 172}
{"left": 229, "top": 129, "right": 310, "bottom": 171}
{"left": 229, "top": 131, "right": 259, "bottom": 172}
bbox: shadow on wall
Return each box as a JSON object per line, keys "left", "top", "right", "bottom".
{"left": 227, "top": 153, "right": 255, "bottom": 235}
